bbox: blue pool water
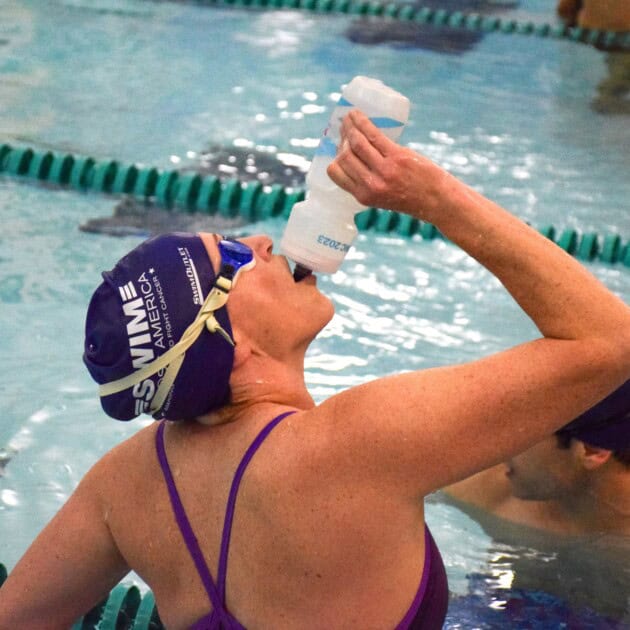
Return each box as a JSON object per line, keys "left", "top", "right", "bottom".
{"left": 1, "top": 0, "right": 629, "bottom": 625}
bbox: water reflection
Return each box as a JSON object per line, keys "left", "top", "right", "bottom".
{"left": 440, "top": 492, "right": 630, "bottom": 623}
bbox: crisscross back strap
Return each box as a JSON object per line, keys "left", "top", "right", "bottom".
{"left": 217, "top": 411, "right": 295, "bottom": 601}
{"left": 155, "top": 410, "right": 296, "bottom": 613}
{"left": 156, "top": 421, "right": 224, "bottom": 611}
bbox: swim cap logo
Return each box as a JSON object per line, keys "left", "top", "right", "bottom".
{"left": 118, "top": 280, "right": 156, "bottom": 415}
{"left": 178, "top": 247, "right": 203, "bottom": 306}
{"left": 119, "top": 281, "right": 155, "bottom": 367}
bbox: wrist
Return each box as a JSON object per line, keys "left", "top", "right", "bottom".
{"left": 417, "top": 169, "right": 469, "bottom": 227}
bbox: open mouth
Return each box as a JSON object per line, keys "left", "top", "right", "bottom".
{"left": 293, "top": 263, "right": 313, "bottom": 282}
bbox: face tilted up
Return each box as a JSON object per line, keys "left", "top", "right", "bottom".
{"left": 201, "top": 233, "right": 335, "bottom": 360}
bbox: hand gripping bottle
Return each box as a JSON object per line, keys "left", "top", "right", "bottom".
{"left": 281, "top": 76, "right": 410, "bottom": 280}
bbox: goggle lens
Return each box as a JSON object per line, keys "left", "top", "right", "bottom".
{"left": 217, "top": 238, "right": 256, "bottom": 285}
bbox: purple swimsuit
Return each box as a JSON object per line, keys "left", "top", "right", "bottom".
{"left": 156, "top": 412, "right": 448, "bottom": 630}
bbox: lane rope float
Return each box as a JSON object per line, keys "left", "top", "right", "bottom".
{"left": 1, "top": 142, "right": 629, "bottom": 267}
{"left": 193, "top": 0, "right": 630, "bottom": 51}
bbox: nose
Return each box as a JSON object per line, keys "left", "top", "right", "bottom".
{"left": 241, "top": 234, "right": 274, "bottom": 262}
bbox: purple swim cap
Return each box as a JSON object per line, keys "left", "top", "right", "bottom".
{"left": 83, "top": 233, "right": 234, "bottom": 421}
{"left": 557, "top": 380, "right": 630, "bottom": 450}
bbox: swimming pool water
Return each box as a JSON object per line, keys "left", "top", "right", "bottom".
{"left": 1, "top": 0, "right": 629, "bottom": 625}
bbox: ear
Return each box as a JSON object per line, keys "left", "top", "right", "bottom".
{"left": 575, "top": 441, "right": 613, "bottom": 470}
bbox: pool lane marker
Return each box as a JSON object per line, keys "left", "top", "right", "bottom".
{"left": 1, "top": 142, "right": 628, "bottom": 267}
{"left": 193, "top": 0, "right": 630, "bottom": 51}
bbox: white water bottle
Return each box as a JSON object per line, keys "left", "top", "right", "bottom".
{"left": 281, "top": 76, "right": 410, "bottom": 278}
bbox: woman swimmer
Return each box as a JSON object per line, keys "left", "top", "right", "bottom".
{"left": 1, "top": 110, "right": 629, "bottom": 629}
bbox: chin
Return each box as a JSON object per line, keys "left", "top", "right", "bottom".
{"left": 323, "top": 298, "right": 335, "bottom": 322}
{"left": 512, "top": 490, "right": 538, "bottom": 501}
{"left": 316, "top": 308, "right": 335, "bottom": 336}
{"left": 312, "top": 294, "right": 335, "bottom": 326}
{"left": 295, "top": 300, "right": 333, "bottom": 343}
{"left": 512, "top": 486, "right": 552, "bottom": 502}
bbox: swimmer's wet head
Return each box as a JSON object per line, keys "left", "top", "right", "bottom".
{"left": 83, "top": 233, "right": 255, "bottom": 421}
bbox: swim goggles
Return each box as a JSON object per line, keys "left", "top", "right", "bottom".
{"left": 98, "top": 238, "right": 256, "bottom": 415}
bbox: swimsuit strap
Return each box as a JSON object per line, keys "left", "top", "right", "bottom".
{"left": 156, "top": 421, "right": 223, "bottom": 611}
{"left": 155, "top": 411, "right": 296, "bottom": 612}
{"left": 217, "top": 410, "right": 296, "bottom": 602}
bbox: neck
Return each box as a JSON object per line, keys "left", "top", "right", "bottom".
{"left": 199, "top": 352, "right": 315, "bottom": 426}
{"left": 552, "top": 467, "right": 630, "bottom": 535}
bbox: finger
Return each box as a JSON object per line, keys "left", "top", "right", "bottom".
{"left": 345, "top": 110, "right": 399, "bottom": 159}
{"left": 335, "top": 132, "right": 378, "bottom": 189}
{"left": 326, "top": 158, "right": 360, "bottom": 195}
{"left": 339, "top": 118, "right": 385, "bottom": 176}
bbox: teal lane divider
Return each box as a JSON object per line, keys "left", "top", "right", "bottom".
{"left": 1, "top": 142, "right": 629, "bottom": 267}
{"left": 192, "top": 0, "right": 630, "bottom": 51}
{"left": 0, "top": 574, "right": 162, "bottom": 629}
{"left": 0, "top": 561, "right": 163, "bottom": 629}
{"left": 70, "top": 585, "right": 164, "bottom": 630}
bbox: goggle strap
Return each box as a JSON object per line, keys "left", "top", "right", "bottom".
{"left": 215, "top": 275, "right": 233, "bottom": 292}
{"left": 98, "top": 316, "right": 204, "bottom": 398}
{"left": 150, "top": 353, "right": 185, "bottom": 413}
{"left": 98, "top": 284, "right": 233, "bottom": 399}
{"left": 206, "top": 315, "right": 235, "bottom": 345}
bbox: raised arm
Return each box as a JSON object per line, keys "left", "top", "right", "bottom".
{"left": 321, "top": 110, "right": 630, "bottom": 494}
{"left": 0, "top": 459, "right": 130, "bottom": 629}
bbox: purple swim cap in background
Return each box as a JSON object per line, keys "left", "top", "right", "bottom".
{"left": 556, "top": 380, "right": 630, "bottom": 450}
{"left": 83, "top": 233, "right": 234, "bottom": 421}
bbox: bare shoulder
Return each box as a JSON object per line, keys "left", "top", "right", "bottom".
{"left": 255, "top": 403, "right": 392, "bottom": 497}
{"left": 443, "top": 465, "right": 511, "bottom": 511}
{"left": 78, "top": 423, "right": 169, "bottom": 569}
{"left": 80, "top": 423, "right": 160, "bottom": 501}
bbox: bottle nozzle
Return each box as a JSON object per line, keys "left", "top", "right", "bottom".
{"left": 293, "top": 263, "right": 313, "bottom": 282}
